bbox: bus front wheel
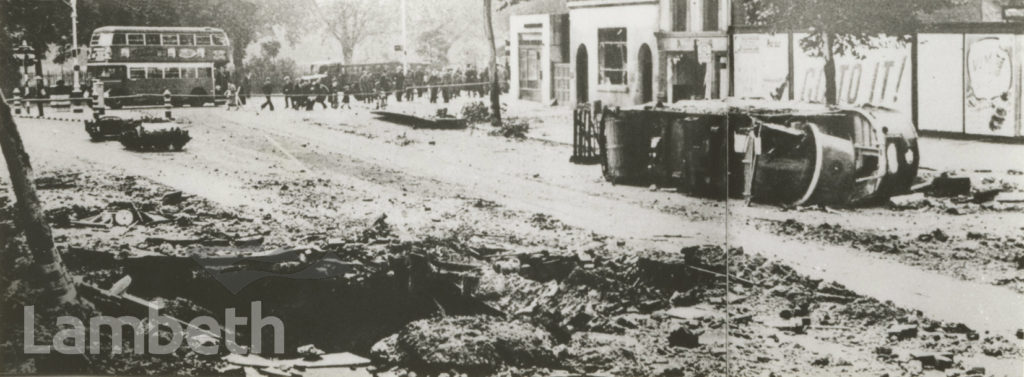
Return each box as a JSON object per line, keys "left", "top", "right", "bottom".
{"left": 190, "top": 88, "right": 208, "bottom": 107}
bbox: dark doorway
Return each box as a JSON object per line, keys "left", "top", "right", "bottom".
{"left": 672, "top": 51, "right": 706, "bottom": 101}
{"left": 576, "top": 44, "right": 589, "bottom": 103}
{"left": 639, "top": 44, "right": 653, "bottom": 103}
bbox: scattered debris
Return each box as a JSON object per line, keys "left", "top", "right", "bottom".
{"left": 889, "top": 193, "right": 927, "bottom": 209}
{"left": 371, "top": 110, "right": 467, "bottom": 129}
{"left": 930, "top": 173, "right": 972, "bottom": 197}
{"left": 120, "top": 122, "right": 191, "bottom": 151}
{"left": 84, "top": 115, "right": 142, "bottom": 141}
{"left": 71, "top": 202, "right": 171, "bottom": 228}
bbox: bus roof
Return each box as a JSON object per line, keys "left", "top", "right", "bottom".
{"left": 93, "top": 26, "right": 227, "bottom": 33}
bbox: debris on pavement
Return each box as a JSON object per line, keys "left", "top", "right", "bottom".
{"left": 71, "top": 201, "right": 171, "bottom": 228}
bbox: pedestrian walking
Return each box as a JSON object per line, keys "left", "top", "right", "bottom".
{"left": 225, "top": 82, "right": 239, "bottom": 111}
{"left": 395, "top": 68, "right": 405, "bottom": 102}
{"left": 282, "top": 76, "right": 293, "bottom": 109}
{"left": 340, "top": 85, "right": 352, "bottom": 109}
{"left": 429, "top": 71, "right": 439, "bottom": 104}
{"left": 313, "top": 79, "right": 329, "bottom": 110}
{"left": 260, "top": 78, "right": 275, "bottom": 112}
{"left": 330, "top": 79, "right": 340, "bottom": 108}
{"left": 239, "top": 73, "right": 251, "bottom": 106}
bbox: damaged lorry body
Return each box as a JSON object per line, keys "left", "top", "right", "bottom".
{"left": 599, "top": 100, "right": 919, "bottom": 206}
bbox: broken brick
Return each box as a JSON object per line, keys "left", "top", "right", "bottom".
{"left": 668, "top": 327, "right": 700, "bottom": 348}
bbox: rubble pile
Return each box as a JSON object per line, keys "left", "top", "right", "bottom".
{"left": 3, "top": 167, "right": 1022, "bottom": 376}
{"left": 758, "top": 217, "right": 1024, "bottom": 293}
{"left": 890, "top": 170, "right": 1024, "bottom": 213}
{"left": 371, "top": 316, "right": 556, "bottom": 374}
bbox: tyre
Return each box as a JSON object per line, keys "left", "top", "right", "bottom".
{"left": 190, "top": 88, "right": 208, "bottom": 108}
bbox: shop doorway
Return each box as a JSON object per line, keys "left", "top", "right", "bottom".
{"left": 576, "top": 45, "right": 589, "bottom": 103}
{"left": 672, "top": 51, "right": 706, "bottom": 101}
{"left": 639, "top": 44, "right": 653, "bottom": 103}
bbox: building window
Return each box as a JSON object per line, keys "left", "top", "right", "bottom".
{"left": 145, "top": 34, "right": 160, "bottom": 45}
{"left": 129, "top": 67, "right": 146, "bottom": 80}
{"left": 704, "top": 0, "right": 719, "bottom": 31}
{"left": 598, "top": 28, "right": 627, "bottom": 86}
{"left": 127, "top": 34, "right": 145, "bottom": 45}
{"left": 673, "top": 0, "right": 688, "bottom": 31}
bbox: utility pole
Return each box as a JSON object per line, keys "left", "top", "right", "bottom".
{"left": 71, "top": 0, "right": 81, "bottom": 95}
{"left": 483, "top": 0, "right": 501, "bottom": 127}
{"left": 401, "top": 0, "right": 408, "bottom": 74}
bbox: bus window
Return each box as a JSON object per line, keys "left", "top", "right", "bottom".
{"left": 178, "top": 34, "right": 194, "bottom": 45}
{"left": 127, "top": 34, "right": 145, "bottom": 45}
{"left": 146, "top": 34, "right": 160, "bottom": 45}
{"left": 129, "top": 67, "right": 146, "bottom": 80}
{"left": 181, "top": 67, "right": 196, "bottom": 79}
{"left": 90, "top": 34, "right": 101, "bottom": 46}
{"left": 211, "top": 34, "right": 225, "bottom": 46}
{"left": 147, "top": 67, "right": 162, "bottom": 79}
{"left": 113, "top": 33, "right": 126, "bottom": 45}
{"left": 88, "top": 65, "right": 125, "bottom": 80}
{"left": 198, "top": 67, "right": 213, "bottom": 78}
{"left": 195, "top": 34, "right": 211, "bottom": 45}
{"left": 162, "top": 34, "right": 179, "bottom": 45}
{"left": 165, "top": 67, "right": 180, "bottom": 79}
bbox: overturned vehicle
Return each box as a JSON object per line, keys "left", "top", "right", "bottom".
{"left": 599, "top": 100, "right": 919, "bottom": 206}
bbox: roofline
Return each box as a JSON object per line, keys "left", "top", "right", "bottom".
{"left": 93, "top": 26, "right": 227, "bottom": 33}
{"left": 731, "top": 22, "right": 1024, "bottom": 35}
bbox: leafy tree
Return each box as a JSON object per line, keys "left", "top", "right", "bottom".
{"left": 1, "top": 0, "right": 73, "bottom": 81}
{"left": 261, "top": 39, "right": 282, "bottom": 59}
{"left": 741, "top": 0, "right": 956, "bottom": 105}
{"left": 307, "top": 0, "right": 388, "bottom": 64}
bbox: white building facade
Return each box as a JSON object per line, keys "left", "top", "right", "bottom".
{"left": 567, "top": 0, "right": 731, "bottom": 106}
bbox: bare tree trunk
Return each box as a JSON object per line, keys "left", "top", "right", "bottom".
{"left": 0, "top": 93, "right": 77, "bottom": 305}
{"left": 483, "top": 0, "right": 502, "bottom": 127}
{"left": 823, "top": 33, "right": 838, "bottom": 106}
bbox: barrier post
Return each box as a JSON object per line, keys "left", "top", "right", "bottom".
{"left": 12, "top": 88, "right": 22, "bottom": 115}
{"left": 163, "top": 89, "right": 172, "bottom": 119}
{"left": 93, "top": 81, "right": 105, "bottom": 118}
{"left": 72, "top": 65, "right": 84, "bottom": 113}
{"left": 34, "top": 77, "right": 45, "bottom": 118}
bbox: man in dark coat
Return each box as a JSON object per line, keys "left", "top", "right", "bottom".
{"left": 260, "top": 78, "right": 274, "bottom": 111}
{"left": 428, "top": 70, "right": 439, "bottom": 103}
{"left": 282, "top": 76, "right": 293, "bottom": 109}
{"left": 394, "top": 68, "right": 405, "bottom": 102}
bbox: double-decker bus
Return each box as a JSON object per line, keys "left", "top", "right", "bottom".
{"left": 86, "top": 26, "right": 232, "bottom": 108}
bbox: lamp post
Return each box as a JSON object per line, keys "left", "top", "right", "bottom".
{"left": 400, "top": 0, "right": 408, "bottom": 74}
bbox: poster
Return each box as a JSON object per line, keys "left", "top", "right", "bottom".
{"left": 732, "top": 33, "right": 789, "bottom": 99}
{"left": 964, "top": 35, "right": 1016, "bottom": 137}
{"left": 791, "top": 34, "right": 912, "bottom": 114}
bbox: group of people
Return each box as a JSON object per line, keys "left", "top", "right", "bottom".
{"left": 230, "top": 64, "right": 509, "bottom": 112}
